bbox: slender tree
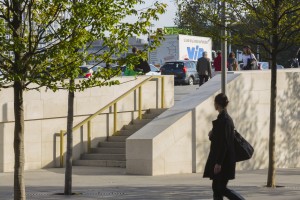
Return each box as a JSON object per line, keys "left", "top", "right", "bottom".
{"left": 0, "top": 0, "right": 166, "bottom": 199}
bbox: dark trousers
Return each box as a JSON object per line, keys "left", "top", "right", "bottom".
{"left": 212, "top": 177, "right": 245, "bottom": 200}
{"left": 199, "top": 75, "right": 209, "bottom": 86}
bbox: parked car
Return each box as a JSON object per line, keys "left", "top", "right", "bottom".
{"left": 78, "top": 65, "right": 93, "bottom": 78}
{"left": 160, "top": 60, "right": 199, "bottom": 85}
{"left": 145, "top": 64, "right": 161, "bottom": 75}
{"left": 257, "top": 62, "right": 269, "bottom": 70}
{"left": 257, "top": 62, "right": 285, "bottom": 70}
{"left": 91, "top": 65, "right": 103, "bottom": 74}
{"left": 276, "top": 64, "right": 284, "bottom": 69}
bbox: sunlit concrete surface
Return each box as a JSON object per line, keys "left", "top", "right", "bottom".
{"left": 0, "top": 166, "right": 299, "bottom": 199}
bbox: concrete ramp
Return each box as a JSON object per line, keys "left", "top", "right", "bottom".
{"left": 126, "top": 74, "right": 239, "bottom": 175}
{"left": 126, "top": 70, "right": 300, "bottom": 175}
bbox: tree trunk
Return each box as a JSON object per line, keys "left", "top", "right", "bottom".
{"left": 267, "top": 52, "right": 277, "bottom": 188}
{"left": 14, "top": 81, "right": 26, "bottom": 200}
{"left": 267, "top": 1, "right": 279, "bottom": 187}
{"left": 64, "top": 80, "right": 75, "bottom": 195}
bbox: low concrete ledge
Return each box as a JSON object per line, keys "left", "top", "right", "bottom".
{"left": 0, "top": 75, "right": 174, "bottom": 172}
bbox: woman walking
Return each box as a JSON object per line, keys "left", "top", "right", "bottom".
{"left": 227, "top": 52, "right": 239, "bottom": 71}
{"left": 241, "top": 45, "right": 257, "bottom": 70}
{"left": 203, "top": 93, "right": 244, "bottom": 200}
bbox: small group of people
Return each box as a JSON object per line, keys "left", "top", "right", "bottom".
{"left": 196, "top": 45, "right": 257, "bottom": 86}
{"left": 212, "top": 50, "right": 239, "bottom": 72}
{"left": 214, "top": 46, "right": 257, "bottom": 72}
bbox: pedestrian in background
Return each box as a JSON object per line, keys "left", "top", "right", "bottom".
{"left": 242, "top": 45, "right": 257, "bottom": 70}
{"left": 196, "top": 51, "right": 212, "bottom": 86}
{"left": 214, "top": 51, "right": 222, "bottom": 72}
{"left": 127, "top": 47, "right": 151, "bottom": 74}
{"left": 227, "top": 52, "right": 239, "bottom": 71}
{"left": 203, "top": 93, "right": 245, "bottom": 200}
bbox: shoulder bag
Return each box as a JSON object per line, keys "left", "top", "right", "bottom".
{"left": 234, "top": 130, "right": 254, "bottom": 162}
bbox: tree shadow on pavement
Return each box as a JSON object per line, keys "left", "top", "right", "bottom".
{"left": 1, "top": 184, "right": 300, "bottom": 200}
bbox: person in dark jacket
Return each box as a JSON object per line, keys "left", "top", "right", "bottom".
{"left": 213, "top": 51, "right": 222, "bottom": 71}
{"left": 203, "top": 93, "right": 244, "bottom": 200}
{"left": 196, "top": 51, "right": 212, "bottom": 86}
{"left": 132, "top": 47, "right": 151, "bottom": 74}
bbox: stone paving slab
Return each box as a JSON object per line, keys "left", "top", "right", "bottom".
{"left": 0, "top": 167, "right": 300, "bottom": 199}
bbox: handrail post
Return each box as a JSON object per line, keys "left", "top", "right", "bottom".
{"left": 161, "top": 76, "right": 165, "bottom": 109}
{"left": 114, "top": 103, "right": 117, "bottom": 133}
{"left": 138, "top": 86, "right": 142, "bottom": 120}
{"left": 60, "top": 130, "right": 64, "bottom": 167}
{"left": 87, "top": 121, "right": 91, "bottom": 153}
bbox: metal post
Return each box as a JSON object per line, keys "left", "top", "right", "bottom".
{"left": 221, "top": 1, "right": 227, "bottom": 94}
{"left": 138, "top": 86, "right": 142, "bottom": 120}
{"left": 60, "top": 130, "right": 64, "bottom": 167}
{"left": 161, "top": 77, "right": 165, "bottom": 108}
{"left": 228, "top": 31, "right": 231, "bottom": 53}
{"left": 113, "top": 103, "right": 117, "bottom": 133}
{"left": 257, "top": 45, "right": 260, "bottom": 61}
{"left": 87, "top": 121, "right": 91, "bottom": 153}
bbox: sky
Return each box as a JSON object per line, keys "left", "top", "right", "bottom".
{"left": 125, "top": 0, "right": 177, "bottom": 39}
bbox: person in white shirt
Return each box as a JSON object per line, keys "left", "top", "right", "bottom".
{"left": 241, "top": 45, "right": 257, "bottom": 70}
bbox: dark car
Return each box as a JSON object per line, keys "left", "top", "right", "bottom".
{"left": 78, "top": 65, "right": 93, "bottom": 78}
{"left": 160, "top": 60, "right": 199, "bottom": 85}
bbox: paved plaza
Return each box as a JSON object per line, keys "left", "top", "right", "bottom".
{"left": 0, "top": 166, "right": 299, "bottom": 199}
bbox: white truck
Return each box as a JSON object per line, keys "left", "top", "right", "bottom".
{"left": 149, "top": 34, "right": 213, "bottom": 67}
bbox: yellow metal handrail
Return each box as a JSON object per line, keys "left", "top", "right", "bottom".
{"left": 59, "top": 76, "right": 165, "bottom": 167}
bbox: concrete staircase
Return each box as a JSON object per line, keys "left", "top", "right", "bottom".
{"left": 73, "top": 109, "right": 165, "bottom": 168}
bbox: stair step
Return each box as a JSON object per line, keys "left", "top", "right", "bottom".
{"left": 82, "top": 153, "right": 125, "bottom": 161}
{"left": 131, "top": 119, "right": 152, "bottom": 125}
{"left": 73, "top": 160, "right": 126, "bottom": 168}
{"left": 91, "top": 147, "right": 125, "bottom": 154}
{"left": 107, "top": 136, "right": 128, "bottom": 142}
{"left": 114, "top": 130, "right": 135, "bottom": 136}
{"left": 99, "top": 141, "right": 125, "bottom": 148}
{"left": 122, "top": 123, "right": 144, "bottom": 131}
{"left": 147, "top": 108, "right": 167, "bottom": 115}
{"left": 142, "top": 113, "right": 161, "bottom": 119}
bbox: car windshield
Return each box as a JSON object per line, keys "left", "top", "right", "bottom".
{"left": 92, "top": 66, "right": 101, "bottom": 72}
{"left": 150, "top": 65, "right": 158, "bottom": 72}
{"left": 80, "top": 67, "right": 89, "bottom": 73}
{"left": 162, "top": 62, "right": 184, "bottom": 70}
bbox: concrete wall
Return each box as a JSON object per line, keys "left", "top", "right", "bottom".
{"left": 0, "top": 76, "right": 174, "bottom": 172}
{"left": 126, "top": 69, "right": 300, "bottom": 175}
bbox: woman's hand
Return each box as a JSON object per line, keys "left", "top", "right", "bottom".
{"left": 208, "top": 130, "right": 212, "bottom": 137}
{"left": 214, "top": 164, "right": 221, "bottom": 174}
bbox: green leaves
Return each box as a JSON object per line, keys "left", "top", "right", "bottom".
{"left": 176, "top": 0, "right": 300, "bottom": 59}
{"left": 0, "top": 0, "right": 166, "bottom": 91}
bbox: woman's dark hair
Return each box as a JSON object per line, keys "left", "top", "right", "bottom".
{"left": 229, "top": 52, "right": 235, "bottom": 58}
{"left": 215, "top": 93, "right": 229, "bottom": 108}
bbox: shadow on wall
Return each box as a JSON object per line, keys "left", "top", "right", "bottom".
{"left": 277, "top": 72, "right": 300, "bottom": 168}
{"left": 227, "top": 74, "right": 269, "bottom": 170}
{"left": 196, "top": 74, "right": 269, "bottom": 172}
{"left": 193, "top": 74, "right": 269, "bottom": 172}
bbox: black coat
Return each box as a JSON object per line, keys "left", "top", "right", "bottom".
{"left": 203, "top": 110, "right": 236, "bottom": 180}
